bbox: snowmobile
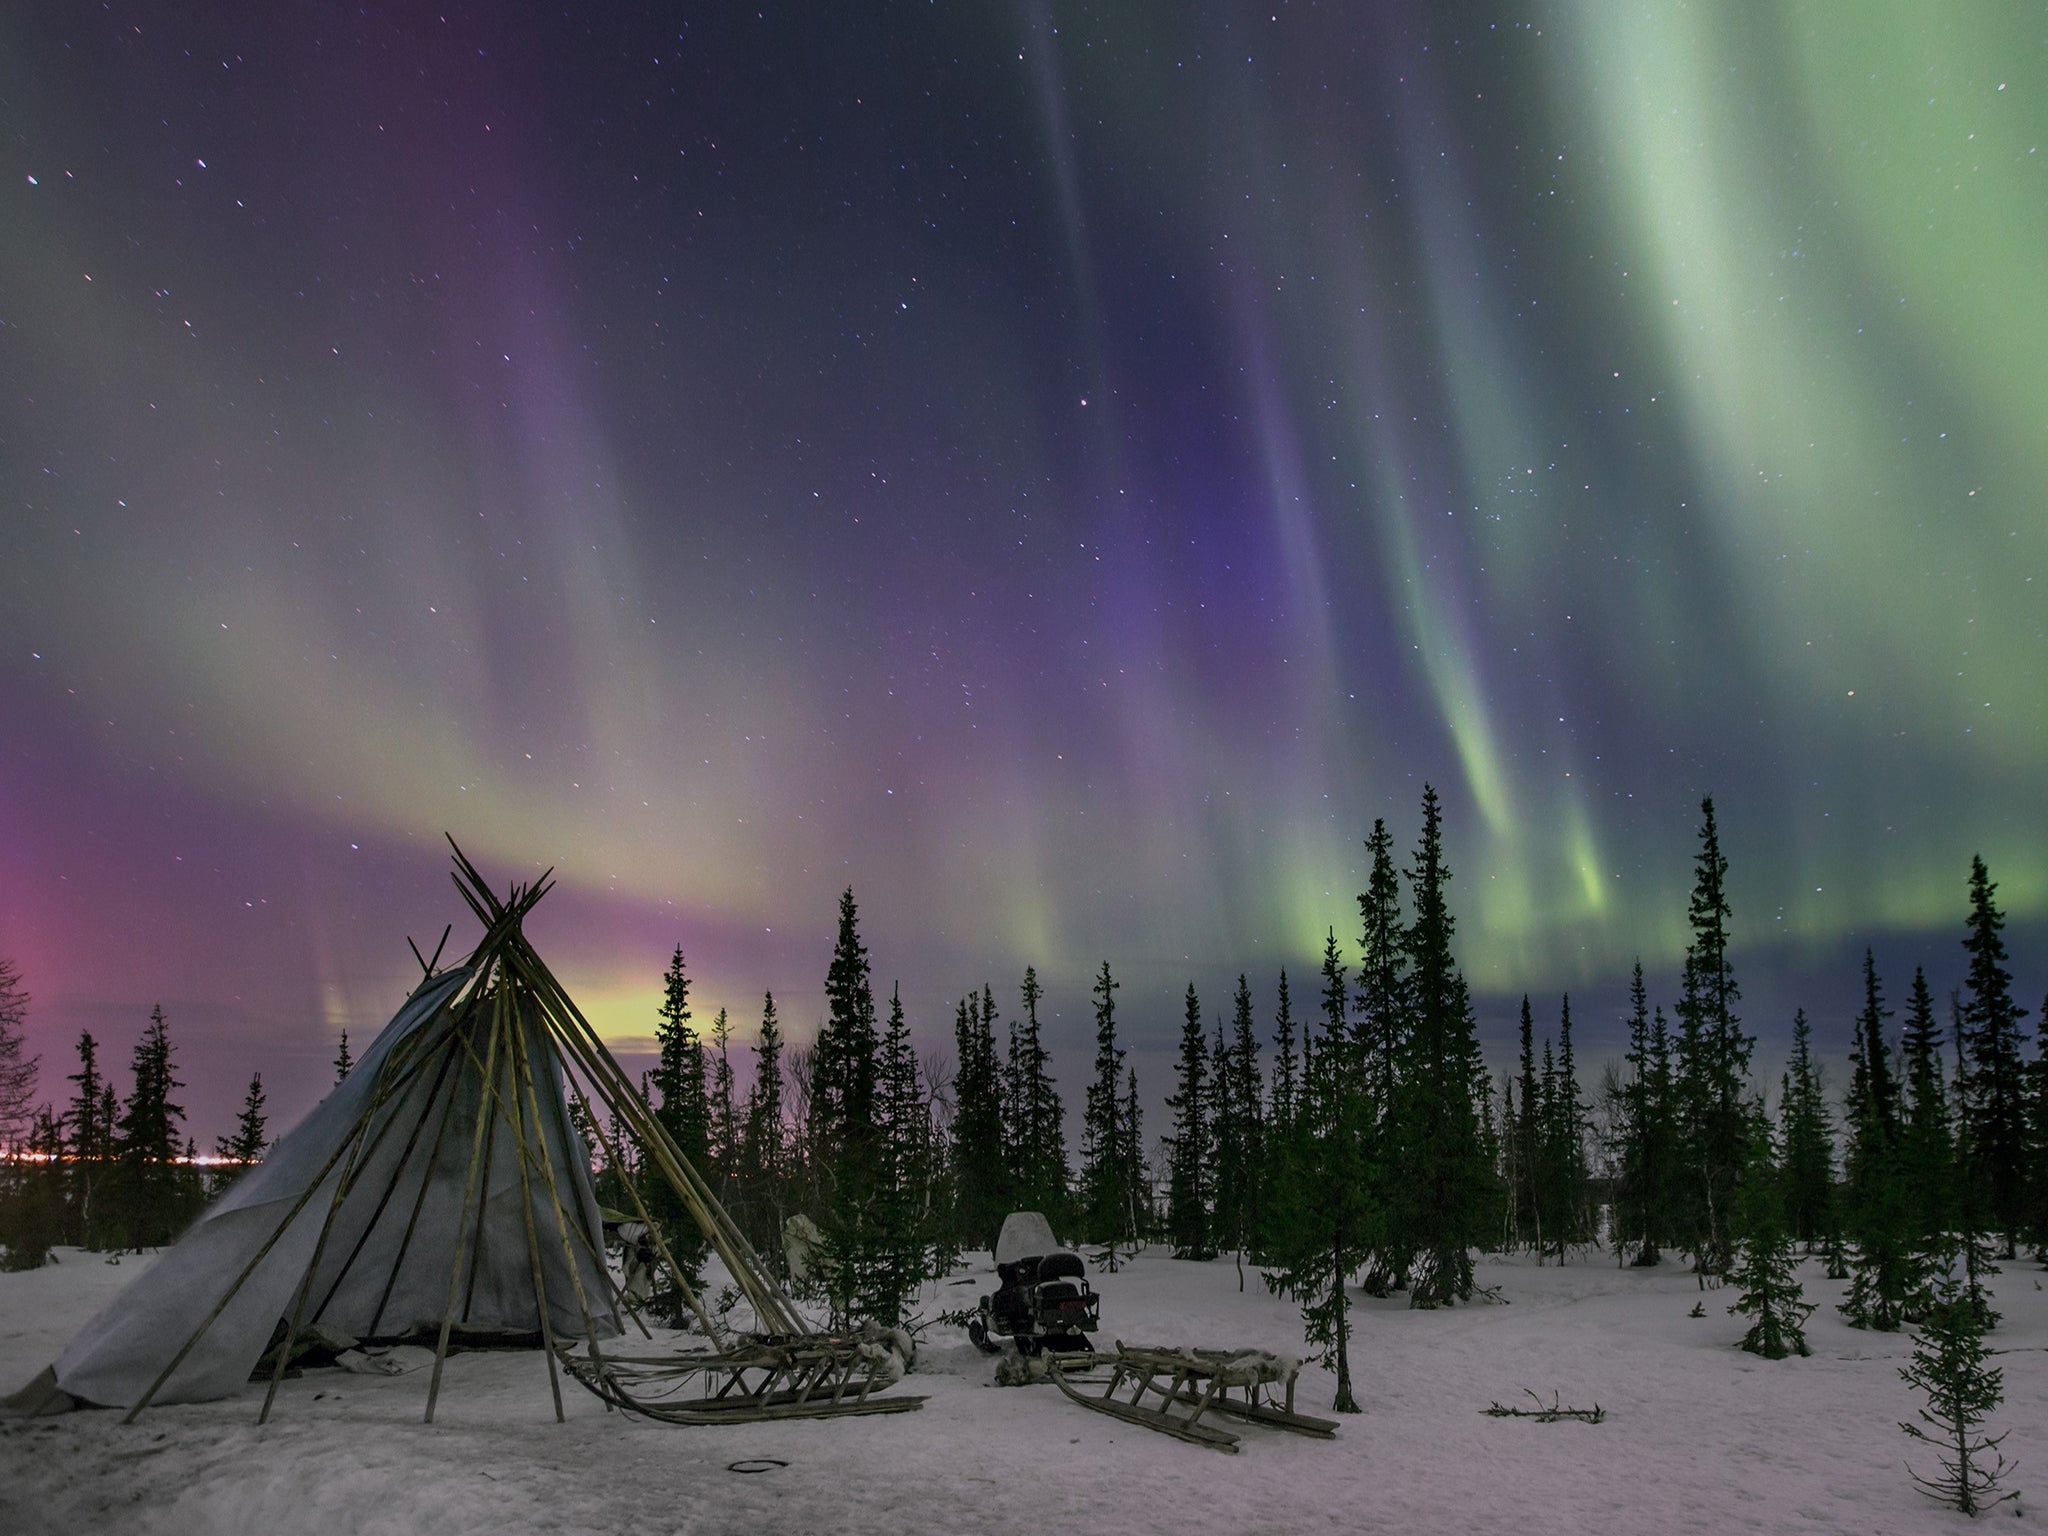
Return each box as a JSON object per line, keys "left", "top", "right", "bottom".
{"left": 968, "top": 1211, "right": 1100, "bottom": 1357}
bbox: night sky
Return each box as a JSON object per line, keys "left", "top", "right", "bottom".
{"left": 3, "top": 4, "right": 2042, "bottom": 1141}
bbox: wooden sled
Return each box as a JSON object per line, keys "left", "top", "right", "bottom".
{"left": 1051, "top": 1341, "right": 1339, "bottom": 1452}
{"left": 560, "top": 1329, "right": 925, "bottom": 1425}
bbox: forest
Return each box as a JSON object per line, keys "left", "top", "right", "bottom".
{"left": 3, "top": 790, "right": 2042, "bottom": 1420}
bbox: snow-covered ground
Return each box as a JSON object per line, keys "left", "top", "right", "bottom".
{"left": 3, "top": 1243, "right": 2042, "bottom": 1534}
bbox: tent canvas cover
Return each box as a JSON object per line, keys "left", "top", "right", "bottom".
{"left": 51, "top": 959, "right": 618, "bottom": 1411}
{"left": 8, "top": 847, "right": 827, "bottom": 1428}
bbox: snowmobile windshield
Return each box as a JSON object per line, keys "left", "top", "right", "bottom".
{"left": 994, "top": 1211, "right": 1059, "bottom": 1265}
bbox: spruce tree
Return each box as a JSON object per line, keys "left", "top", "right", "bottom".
{"left": 1354, "top": 821, "right": 1408, "bottom": 1292}
{"left": 863, "top": 984, "right": 929, "bottom": 1323}
{"left": 1211, "top": 975, "right": 1265, "bottom": 1283}
{"left": 332, "top": 1028, "right": 353, "bottom": 1084}
{"left": 1119, "top": 1068, "right": 1148, "bottom": 1243}
{"left": 1841, "top": 952, "right": 1925, "bottom": 1329}
{"left": 1549, "top": 995, "right": 1593, "bottom": 1256}
{"left": 1513, "top": 996, "right": 1542, "bottom": 1254}
{"left": 64, "top": 1031, "right": 111, "bottom": 1248}
{"left": 1080, "top": 961, "right": 1127, "bottom": 1259}
{"left": 210, "top": 1073, "right": 269, "bottom": 1197}
{"left": 1270, "top": 969, "right": 1298, "bottom": 1147}
{"left": 1947, "top": 997, "right": 2002, "bottom": 1328}
{"left": 1, "top": 1107, "right": 62, "bottom": 1271}
{"left": 1393, "top": 786, "right": 1488, "bottom": 1306}
{"left": 811, "top": 888, "right": 883, "bottom": 1326}
{"left": 1164, "top": 983, "right": 1212, "bottom": 1259}
{"left": 1777, "top": 1009, "right": 1834, "bottom": 1249}
{"left": 1958, "top": 857, "right": 2029, "bottom": 1256}
{"left": 1726, "top": 1148, "right": 1813, "bottom": 1358}
{"left": 1007, "top": 966, "right": 1067, "bottom": 1226}
{"left": 1475, "top": 1070, "right": 1510, "bottom": 1252}
{"left": 1265, "top": 928, "right": 1365, "bottom": 1412}
{"left": 1617, "top": 965, "right": 1675, "bottom": 1266}
{"left": 113, "top": 1005, "right": 195, "bottom": 1248}
{"left": 647, "top": 944, "right": 709, "bottom": 1302}
{"left": 1672, "top": 797, "right": 1753, "bottom": 1278}
{"left": 1897, "top": 967, "right": 1953, "bottom": 1252}
{"left": 950, "top": 988, "right": 1008, "bottom": 1255}
{"left": 1899, "top": 1276, "right": 2017, "bottom": 1515}
{"left": 1537, "top": 1036, "right": 1560, "bottom": 1258}
{"left": 707, "top": 1007, "right": 737, "bottom": 1193}
{"left": 739, "top": 991, "right": 789, "bottom": 1275}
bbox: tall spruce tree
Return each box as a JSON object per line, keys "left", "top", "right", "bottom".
{"left": 1544, "top": 995, "right": 1593, "bottom": 1257}
{"left": 1778, "top": 1008, "right": 1835, "bottom": 1249}
{"left": 64, "top": 1031, "right": 111, "bottom": 1248}
{"left": 707, "top": 1007, "right": 737, "bottom": 1191}
{"left": 1617, "top": 967, "right": 1658, "bottom": 1262}
{"left": 332, "top": 1028, "right": 353, "bottom": 1083}
{"left": 1672, "top": 796, "right": 1753, "bottom": 1277}
{"left": 951, "top": 988, "right": 1008, "bottom": 1255}
{"left": 1392, "top": 786, "right": 1488, "bottom": 1306}
{"left": 210, "top": 1072, "right": 269, "bottom": 1197}
{"left": 1513, "top": 996, "right": 1542, "bottom": 1254}
{"left": 1080, "top": 961, "right": 1128, "bottom": 1258}
{"left": 1265, "top": 928, "right": 1365, "bottom": 1411}
{"left": 1164, "top": 983, "right": 1213, "bottom": 1259}
{"left": 1354, "top": 820, "right": 1408, "bottom": 1291}
{"left": 863, "top": 984, "right": 929, "bottom": 1323}
{"left": 1211, "top": 975, "right": 1265, "bottom": 1284}
{"left": 648, "top": 944, "right": 709, "bottom": 1302}
{"left": 1841, "top": 952, "right": 1924, "bottom": 1329}
{"left": 1260, "top": 969, "right": 1301, "bottom": 1261}
{"left": 1947, "top": 996, "right": 2002, "bottom": 1328}
{"left": 739, "top": 991, "right": 789, "bottom": 1275}
{"left": 1119, "top": 1068, "right": 1148, "bottom": 1243}
{"left": 1006, "top": 967, "right": 1068, "bottom": 1226}
{"left": 1897, "top": 967, "right": 1952, "bottom": 1250}
{"left": 1617, "top": 972, "right": 1681, "bottom": 1267}
{"left": 113, "top": 1005, "right": 196, "bottom": 1248}
{"left": 1958, "top": 857, "right": 2029, "bottom": 1256}
{"left": 1270, "top": 969, "right": 1298, "bottom": 1147}
{"left": 812, "top": 888, "right": 883, "bottom": 1326}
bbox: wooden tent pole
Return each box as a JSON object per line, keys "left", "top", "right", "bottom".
{"left": 424, "top": 977, "right": 507, "bottom": 1425}
{"left": 459, "top": 1050, "right": 505, "bottom": 1324}
{"left": 444, "top": 1008, "right": 655, "bottom": 1338}
{"left": 515, "top": 962, "right": 784, "bottom": 1321}
{"left": 364, "top": 1038, "right": 469, "bottom": 1341}
{"left": 305, "top": 1033, "right": 463, "bottom": 1329}
{"left": 444, "top": 845, "right": 797, "bottom": 1334}
{"left": 509, "top": 1001, "right": 613, "bottom": 1383}
{"left": 526, "top": 1054, "right": 628, "bottom": 1344}
{"left": 534, "top": 983, "right": 790, "bottom": 1323}
{"left": 551, "top": 1046, "right": 720, "bottom": 1340}
{"left": 496, "top": 987, "right": 566, "bottom": 1423}
{"left": 118, "top": 1022, "right": 446, "bottom": 1425}
{"left": 539, "top": 995, "right": 799, "bottom": 1335}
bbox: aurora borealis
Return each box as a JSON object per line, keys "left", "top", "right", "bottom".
{"left": 3, "top": 4, "right": 2042, "bottom": 1138}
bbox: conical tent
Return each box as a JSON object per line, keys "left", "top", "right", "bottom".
{"left": 32, "top": 848, "right": 813, "bottom": 1423}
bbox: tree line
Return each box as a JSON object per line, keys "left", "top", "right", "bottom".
{"left": 0, "top": 973, "right": 279, "bottom": 1267}
{"left": 4, "top": 793, "right": 2043, "bottom": 1394}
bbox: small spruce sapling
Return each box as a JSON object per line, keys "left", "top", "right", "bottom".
{"left": 1899, "top": 1276, "right": 2017, "bottom": 1516}
{"left": 1727, "top": 1158, "right": 1813, "bottom": 1359}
